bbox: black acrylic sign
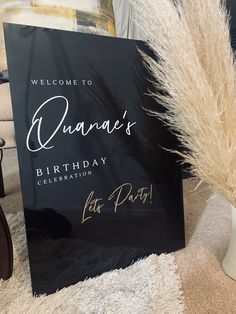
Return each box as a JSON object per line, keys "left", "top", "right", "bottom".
{"left": 4, "top": 23, "right": 185, "bottom": 295}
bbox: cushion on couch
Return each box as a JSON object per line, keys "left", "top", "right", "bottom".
{"left": 0, "top": 83, "right": 13, "bottom": 121}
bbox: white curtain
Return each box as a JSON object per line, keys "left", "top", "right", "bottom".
{"left": 112, "top": 0, "right": 146, "bottom": 40}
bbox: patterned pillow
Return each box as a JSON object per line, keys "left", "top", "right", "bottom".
{"left": 0, "top": 0, "right": 116, "bottom": 72}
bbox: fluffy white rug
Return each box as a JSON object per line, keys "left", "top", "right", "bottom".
{"left": 0, "top": 148, "right": 185, "bottom": 313}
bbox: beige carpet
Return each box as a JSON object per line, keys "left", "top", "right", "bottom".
{"left": 175, "top": 182, "right": 236, "bottom": 313}
{"left": 0, "top": 148, "right": 185, "bottom": 314}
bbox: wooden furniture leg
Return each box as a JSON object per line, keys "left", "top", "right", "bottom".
{"left": 0, "top": 144, "right": 5, "bottom": 198}
{"left": 0, "top": 204, "right": 13, "bottom": 280}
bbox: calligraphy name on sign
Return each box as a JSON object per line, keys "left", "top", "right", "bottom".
{"left": 26, "top": 96, "right": 137, "bottom": 152}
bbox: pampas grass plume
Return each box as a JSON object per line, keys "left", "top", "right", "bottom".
{"left": 133, "top": 0, "right": 236, "bottom": 206}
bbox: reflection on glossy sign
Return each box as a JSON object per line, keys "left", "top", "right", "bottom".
{"left": 4, "top": 24, "right": 185, "bottom": 295}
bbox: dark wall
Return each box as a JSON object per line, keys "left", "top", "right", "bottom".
{"left": 226, "top": 0, "right": 236, "bottom": 49}
{"left": 227, "top": 0, "right": 236, "bottom": 29}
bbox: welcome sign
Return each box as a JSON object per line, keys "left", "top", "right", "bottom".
{"left": 4, "top": 23, "right": 185, "bottom": 295}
